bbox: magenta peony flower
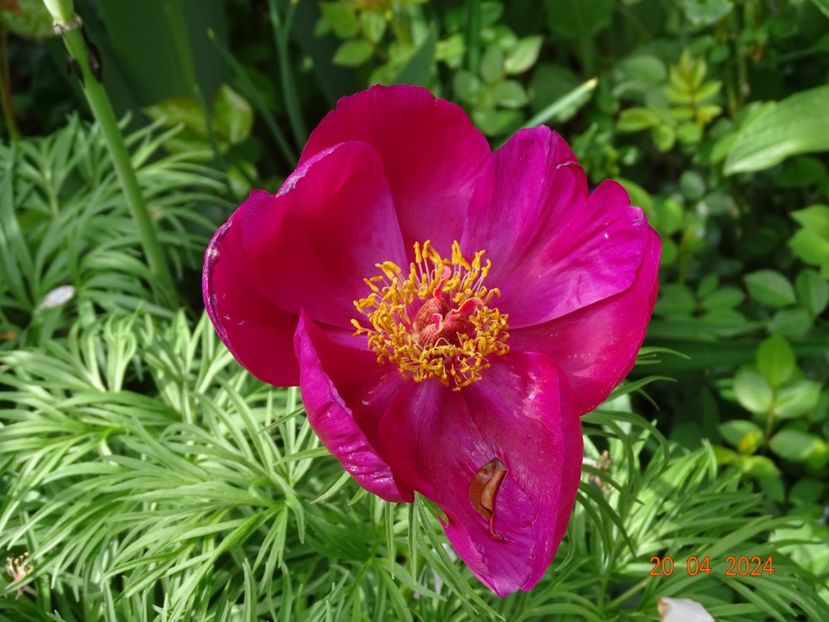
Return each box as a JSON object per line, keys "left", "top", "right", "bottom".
{"left": 203, "top": 85, "right": 660, "bottom": 596}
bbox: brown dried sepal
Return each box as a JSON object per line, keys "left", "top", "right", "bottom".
{"left": 468, "top": 458, "right": 507, "bottom": 542}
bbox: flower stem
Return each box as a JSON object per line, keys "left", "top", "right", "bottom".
{"left": 268, "top": 0, "right": 307, "bottom": 152}
{"left": 763, "top": 389, "right": 777, "bottom": 450}
{"left": 43, "top": 0, "right": 176, "bottom": 305}
{"left": 0, "top": 28, "right": 19, "bottom": 143}
{"left": 465, "top": 0, "right": 481, "bottom": 75}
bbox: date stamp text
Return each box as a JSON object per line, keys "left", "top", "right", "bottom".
{"left": 649, "top": 555, "right": 775, "bottom": 577}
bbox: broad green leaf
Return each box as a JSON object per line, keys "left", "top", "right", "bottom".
{"left": 480, "top": 1, "right": 504, "bottom": 26}
{"left": 753, "top": 468, "right": 786, "bottom": 502}
{"left": 655, "top": 198, "right": 685, "bottom": 236}
{"left": 792, "top": 204, "right": 829, "bottom": 235}
{"left": 739, "top": 455, "right": 781, "bottom": 480}
{"left": 618, "top": 179, "right": 654, "bottom": 217}
{"left": 666, "top": 85, "right": 693, "bottom": 105}
{"left": 790, "top": 205, "right": 829, "bottom": 272}
{"left": 771, "top": 524, "right": 829, "bottom": 578}
{"left": 768, "top": 308, "right": 812, "bottom": 337}
{"left": 679, "top": 170, "right": 706, "bottom": 200}
{"left": 725, "top": 85, "right": 829, "bottom": 174}
{"left": 679, "top": 0, "right": 733, "bottom": 26}
{"left": 671, "top": 105, "right": 696, "bottom": 121}
{"left": 744, "top": 270, "right": 796, "bottom": 307}
{"left": 618, "top": 107, "right": 661, "bottom": 132}
{"left": 795, "top": 269, "right": 829, "bottom": 316}
{"left": 774, "top": 380, "right": 822, "bottom": 419}
{"left": 493, "top": 80, "right": 528, "bottom": 108}
{"left": 504, "top": 36, "right": 543, "bottom": 74}
{"left": 360, "top": 10, "right": 386, "bottom": 43}
{"left": 789, "top": 479, "right": 825, "bottom": 505}
{"left": 789, "top": 230, "right": 829, "bottom": 271}
{"left": 212, "top": 85, "right": 253, "bottom": 145}
{"left": 677, "top": 122, "right": 703, "bottom": 144}
{"left": 453, "top": 70, "right": 481, "bottom": 104}
{"left": 756, "top": 334, "right": 795, "bottom": 387}
{"left": 320, "top": 2, "right": 359, "bottom": 38}
{"left": 701, "top": 287, "right": 744, "bottom": 310}
{"left": 480, "top": 45, "right": 504, "bottom": 84}
{"left": 733, "top": 369, "right": 773, "bottom": 414}
{"left": 144, "top": 98, "right": 207, "bottom": 137}
{"left": 806, "top": 441, "right": 829, "bottom": 469}
{"left": 769, "top": 429, "right": 820, "bottom": 462}
{"left": 697, "top": 274, "right": 719, "bottom": 298}
{"left": 619, "top": 54, "right": 666, "bottom": 86}
{"left": 435, "top": 32, "right": 464, "bottom": 67}
{"left": 544, "top": 0, "right": 614, "bottom": 41}
{"left": 391, "top": 29, "right": 437, "bottom": 86}
{"left": 718, "top": 419, "right": 763, "bottom": 454}
{"left": 700, "top": 307, "right": 749, "bottom": 337}
{"left": 651, "top": 124, "right": 676, "bottom": 152}
{"left": 333, "top": 39, "right": 374, "bottom": 66}
{"left": 808, "top": 0, "right": 829, "bottom": 18}
{"left": 694, "top": 80, "right": 722, "bottom": 102}
{"left": 227, "top": 160, "right": 257, "bottom": 199}
{"left": 473, "top": 106, "right": 521, "bottom": 137}
{"left": 654, "top": 283, "right": 695, "bottom": 317}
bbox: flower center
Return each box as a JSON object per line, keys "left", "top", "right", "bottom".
{"left": 352, "top": 240, "right": 509, "bottom": 390}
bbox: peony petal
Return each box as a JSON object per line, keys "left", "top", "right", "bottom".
{"left": 294, "top": 312, "right": 411, "bottom": 502}
{"left": 203, "top": 212, "right": 299, "bottom": 386}
{"left": 301, "top": 85, "right": 491, "bottom": 251}
{"left": 461, "top": 127, "right": 649, "bottom": 328}
{"left": 510, "top": 227, "right": 661, "bottom": 414}
{"left": 239, "top": 142, "right": 407, "bottom": 330}
{"left": 377, "top": 353, "right": 582, "bottom": 595}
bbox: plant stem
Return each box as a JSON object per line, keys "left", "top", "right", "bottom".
{"left": 43, "top": 2, "right": 176, "bottom": 304}
{"left": 465, "top": 0, "right": 481, "bottom": 75}
{"left": 268, "top": 0, "right": 307, "bottom": 152}
{"left": 0, "top": 28, "right": 19, "bottom": 142}
{"left": 163, "top": 1, "right": 229, "bottom": 176}
{"left": 764, "top": 390, "right": 777, "bottom": 450}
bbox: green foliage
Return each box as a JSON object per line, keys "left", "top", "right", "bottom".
{"left": 1, "top": 317, "right": 825, "bottom": 620}
{"left": 0, "top": 117, "right": 222, "bottom": 345}
{"left": 317, "top": 0, "right": 434, "bottom": 85}
{"left": 145, "top": 84, "right": 254, "bottom": 154}
{"left": 716, "top": 334, "right": 827, "bottom": 503}
{"left": 790, "top": 205, "right": 829, "bottom": 277}
{"left": 3, "top": 0, "right": 829, "bottom": 619}
{"left": 0, "top": 0, "right": 53, "bottom": 39}
{"left": 544, "top": 0, "right": 614, "bottom": 43}
{"left": 449, "top": 3, "right": 551, "bottom": 137}
{"left": 618, "top": 51, "right": 722, "bottom": 152}
{"left": 725, "top": 85, "right": 829, "bottom": 174}
{"left": 679, "top": 0, "right": 734, "bottom": 27}
{"left": 143, "top": 84, "right": 256, "bottom": 196}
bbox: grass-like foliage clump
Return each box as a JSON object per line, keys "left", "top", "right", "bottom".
{"left": 2, "top": 0, "right": 829, "bottom": 619}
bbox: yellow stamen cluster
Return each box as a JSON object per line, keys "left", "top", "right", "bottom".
{"left": 352, "top": 240, "right": 509, "bottom": 390}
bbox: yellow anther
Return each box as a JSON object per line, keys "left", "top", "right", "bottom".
{"left": 352, "top": 240, "right": 509, "bottom": 390}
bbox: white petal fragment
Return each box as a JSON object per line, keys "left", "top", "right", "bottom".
{"left": 658, "top": 597, "right": 715, "bottom": 622}
{"left": 38, "top": 285, "right": 75, "bottom": 310}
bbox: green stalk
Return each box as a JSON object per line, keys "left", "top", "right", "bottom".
{"left": 465, "top": 0, "right": 481, "bottom": 75}
{"left": 268, "top": 0, "right": 307, "bottom": 152}
{"left": 0, "top": 28, "right": 20, "bottom": 142}
{"left": 42, "top": 0, "right": 176, "bottom": 304}
{"left": 163, "top": 1, "right": 228, "bottom": 176}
